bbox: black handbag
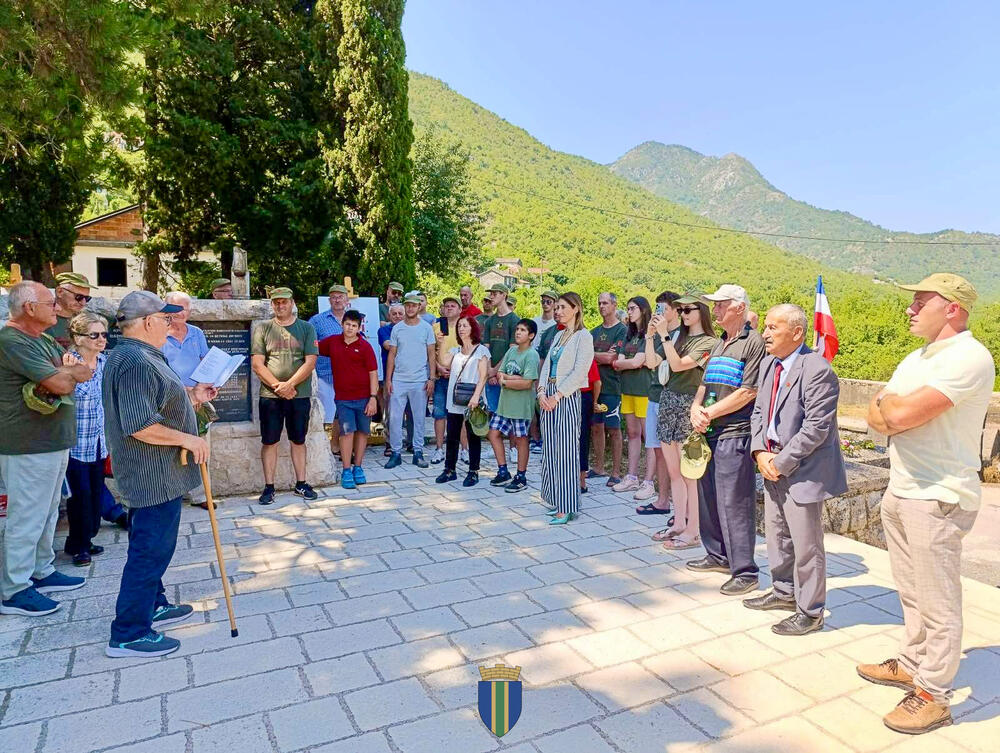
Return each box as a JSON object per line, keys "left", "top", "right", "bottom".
{"left": 451, "top": 351, "right": 479, "bottom": 407}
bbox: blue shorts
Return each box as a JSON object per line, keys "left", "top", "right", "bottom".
{"left": 432, "top": 377, "right": 449, "bottom": 420}
{"left": 489, "top": 413, "right": 530, "bottom": 438}
{"left": 591, "top": 393, "right": 622, "bottom": 430}
{"left": 336, "top": 399, "right": 372, "bottom": 435}
{"left": 485, "top": 382, "right": 501, "bottom": 413}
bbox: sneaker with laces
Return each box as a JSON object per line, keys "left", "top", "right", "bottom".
{"left": 413, "top": 451, "right": 429, "bottom": 468}
{"left": 106, "top": 630, "right": 180, "bottom": 658}
{"left": 352, "top": 467, "right": 367, "bottom": 485}
{"left": 151, "top": 603, "right": 194, "bottom": 627}
{"left": 505, "top": 475, "right": 528, "bottom": 493}
{"left": 857, "top": 658, "right": 916, "bottom": 690}
{"left": 490, "top": 468, "right": 512, "bottom": 486}
{"left": 31, "top": 571, "right": 85, "bottom": 594}
{"left": 0, "top": 587, "right": 60, "bottom": 616}
{"left": 431, "top": 447, "right": 445, "bottom": 464}
{"left": 341, "top": 467, "right": 356, "bottom": 490}
{"left": 459, "top": 448, "right": 470, "bottom": 465}
{"left": 613, "top": 475, "right": 641, "bottom": 493}
{"left": 385, "top": 452, "right": 402, "bottom": 469}
{"left": 632, "top": 481, "right": 656, "bottom": 500}
{"left": 462, "top": 471, "right": 479, "bottom": 487}
{"left": 529, "top": 440, "right": 543, "bottom": 454}
{"left": 294, "top": 482, "right": 318, "bottom": 500}
{"left": 258, "top": 486, "right": 275, "bottom": 505}
{"left": 883, "top": 690, "right": 952, "bottom": 734}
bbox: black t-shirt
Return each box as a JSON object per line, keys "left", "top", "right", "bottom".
{"left": 700, "top": 324, "right": 767, "bottom": 440}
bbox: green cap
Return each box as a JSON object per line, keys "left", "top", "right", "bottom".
{"left": 675, "top": 291, "right": 707, "bottom": 305}
{"left": 898, "top": 273, "right": 978, "bottom": 311}
{"left": 467, "top": 404, "right": 490, "bottom": 437}
{"left": 506, "top": 295, "right": 517, "bottom": 306}
{"left": 210, "top": 278, "right": 231, "bottom": 290}
{"left": 55, "top": 272, "right": 91, "bottom": 289}
{"left": 403, "top": 293, "right": 422, "bottom": 304}
{"left": 441, "top": 295, "right": 460, "bottom": 306}
{"left": 388, "top": 281, "right": 404, "bottom": 292}
{"left": 268, "top": 286, "right": 293, "bottom": 300}
{"left": 680, "top": 432, "right": 712, "bottom": 479}
{"left": 487, "top": 283, "right": 509, "bottom": 294}
{"left": 327, "top": 284, "right": 349, "bottom": 295}
{"left": 23, "top": 382, "right": 74, "bottom": 415}
{"left": 540, "top": 290, "right": 558, "bottom": 302}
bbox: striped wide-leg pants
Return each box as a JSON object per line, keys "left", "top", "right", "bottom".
{"left": 540, "top": 382, "right": 582, "bottom": 514}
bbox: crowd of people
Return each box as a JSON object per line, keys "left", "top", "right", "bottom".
{"left": 0, "top": 269, "right": 993, "bottom": 735}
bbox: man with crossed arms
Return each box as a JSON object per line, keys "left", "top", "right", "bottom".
{"left": 747, "top": 304, "right": 847, "bottom": 636}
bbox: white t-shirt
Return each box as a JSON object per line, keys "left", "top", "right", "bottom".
{"left": 532, "top": 316, "right": 556, "bottom": 349}
{"left": 446, "top": 344, "right": 490, "bottom": 414}
{"left": 885, "top": 330, "right": 995, "bottom": 510}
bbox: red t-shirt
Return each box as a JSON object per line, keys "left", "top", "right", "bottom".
{"left": 581, "top": 359, "right": 601, "bottom": 393}
{"left": 318, "top": 334, "right": 378, "bottom": 401}
{"left": 460, "top": 304, "right": 483, "bottom": 319}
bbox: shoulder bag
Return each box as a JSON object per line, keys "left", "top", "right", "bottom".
{"left": 452, "top": 350, "right": 481, "bottom": 407}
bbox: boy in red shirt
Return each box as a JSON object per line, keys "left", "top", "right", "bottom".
{"left": 318, "top": 310, "right": 379, "bottom": 489}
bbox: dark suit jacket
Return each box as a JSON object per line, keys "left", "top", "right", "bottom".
{"left": 750, "top": 345, "right": 848, "bottom": 504}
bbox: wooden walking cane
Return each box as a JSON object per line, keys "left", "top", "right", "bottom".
{"left": 180, "top": 449, "right": 238, "bottom": 637}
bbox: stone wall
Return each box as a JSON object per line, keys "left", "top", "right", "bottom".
{"left": 755, "top": 461, "right": 891, "bottom": 549}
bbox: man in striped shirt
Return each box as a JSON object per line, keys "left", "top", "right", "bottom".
{"left": 102, "top": 291, "right": 218, "bottom": 658}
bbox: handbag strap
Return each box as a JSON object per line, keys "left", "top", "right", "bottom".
{"left": 454, "top": 347, "right": 479, "bottom": 383}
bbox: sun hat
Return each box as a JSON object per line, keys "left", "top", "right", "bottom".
{"left": 680, "top": 432, "right": 712, "bottom": 479}
{"left": 897, "top": 273, "right": 978, "bottom": 311}
{"left": 467, "top": 404, "right": 490, "bottom": 437}
{"left": 23, "top": 381, "right": 74, "bottom": 415}
{"left": 115, "top": 290, "right": 183, "bottom": 322}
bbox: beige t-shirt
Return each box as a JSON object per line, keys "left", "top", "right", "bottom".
{"left": 885, "top": 330, "right": 995, "bottom": 510}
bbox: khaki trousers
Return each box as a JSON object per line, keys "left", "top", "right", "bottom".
{"left": 881, "top": 490, "right": 977, "bottom": 703}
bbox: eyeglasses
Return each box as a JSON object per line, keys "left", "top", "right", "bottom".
{"left": 82, "top": 332, "right": 109, "bottom": 340}
{"left": 29, "top": 300, "right": 56, "bottom": 307}
{"left": 678, "top": 307, "right": 700, "bottom": 314}
{"left": 145, "top": 314, "right": 174, "bottom": 324}
{"left": 626, "top": 305, "right": 639, "bottom": 311}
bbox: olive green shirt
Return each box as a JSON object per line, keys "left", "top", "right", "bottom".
{"left": 251, "top": 318, "right": 319, "bottom": 399}
{"left": 591, "top": 322, "right": 627, "bottom": 396}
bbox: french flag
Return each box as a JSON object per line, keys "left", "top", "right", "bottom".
{"left": 814, "top": 276, "right": 839, "bottom": 362}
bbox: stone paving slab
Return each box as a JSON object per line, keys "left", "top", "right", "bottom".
{"left": 1, "top": 447, "right": 1000, "bottom": 752}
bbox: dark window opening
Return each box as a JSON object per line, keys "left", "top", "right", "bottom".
{"left": 96, "top": 258, "right": 127, "bottom": 287}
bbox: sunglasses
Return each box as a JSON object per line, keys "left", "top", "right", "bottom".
{"left": 82, "top": 332, "right": 109, "bottom": 340}
{"left": 677, "top": 307, "right": 700, "bottom": 314}
{"left": 62, "top": 289, "right": 92, "bottom": 303}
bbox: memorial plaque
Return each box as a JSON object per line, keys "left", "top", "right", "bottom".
{"left": 197, "top": 320, "right": 252, "bottom": 423}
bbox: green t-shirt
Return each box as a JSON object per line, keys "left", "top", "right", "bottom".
{"left": 484, "top": 312, "right": 520, "bottom": 366}
{"left": 667, "top": 333, "right": 719, "bottom": 395}
{"left": 619, "top": 332, "right": 653, "bottom": 397}
{"left": 591, "top": 322, "right": 627, "bottom": 396}
{"left": 45, "top": 315, "right": 73, "bottom": 349}
{"left": 0, "top": 328, "right": 76, "bottom": 454}
{"left": 647, "top": 328, "right": 681, "bottom": 403}
{"left": 496, "top": 345, "right": 540, "bottom": 420}
{"left": 251, "top": 318, "right": 319, "bottom": 399}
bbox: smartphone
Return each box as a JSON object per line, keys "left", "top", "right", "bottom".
{"left": 655, "top": 303, "right": 666, "bottom": 316}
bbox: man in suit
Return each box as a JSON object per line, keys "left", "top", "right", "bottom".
{"left": 747, "top": 303, "right": 847, "bottom": 636}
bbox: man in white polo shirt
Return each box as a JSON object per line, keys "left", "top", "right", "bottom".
{"left": 857, "top": 273, "right": 995, "bottom": 735}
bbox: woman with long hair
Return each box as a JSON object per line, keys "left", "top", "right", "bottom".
{"left": 538, "top": 292, "right": 594, "bottom": 524}
{"left": 436, "top": 316, "right": 490, "bottom": 486}
{"left": 612, "top": 296, "right": 654, "bottom": 496}
{"left": 63, "top": 312, "right": 112, "bottom": 566}
{"left": 649, "top": 294, "right": 718, "bottom": 549}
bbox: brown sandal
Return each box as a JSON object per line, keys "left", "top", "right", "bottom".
{"left": 662, "top": 534, "right": 702, "bottom": 551}
{"left": 652, "top": 528, "right": 681, "bottom": 542}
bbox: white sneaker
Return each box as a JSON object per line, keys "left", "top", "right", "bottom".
{"left": 459, "top": 448, "right": 470, "bottom": 465}
{"left": 633, "top": 481, "right": 657, "bottom": 501}
{"left": 613, "top": 475, "right": 641, "bottom": 493}
{"left": 431, "top": 447, "right": 445, "bottom": 465}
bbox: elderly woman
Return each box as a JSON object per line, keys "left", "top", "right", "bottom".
{"left": 63, "top": 312, "right": 111, "bottom": 566}
{"left": 538, "top": 292, "right": 595, "bottom": 524}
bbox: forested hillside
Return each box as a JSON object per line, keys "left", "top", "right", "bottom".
{"left": 610, "top": 142, "right": 1000, "bottom": 299}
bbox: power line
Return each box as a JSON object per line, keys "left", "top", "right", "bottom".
{"left": 471, "top": 176, "right": 1000, "bottom": 247}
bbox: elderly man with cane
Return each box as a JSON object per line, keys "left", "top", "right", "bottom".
{"left": 102, "top": 291, "right": 219, "bottom": 657}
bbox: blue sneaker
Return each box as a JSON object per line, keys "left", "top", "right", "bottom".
{"left": 0, "top": 587, "right": 60, "bottom": 616}
{"left": 385, "top": 453, "right": 402, "bottom": 469}
{"left": 106, "top": 630, "right": 180, "bottom": 658}
{"left": 352, "top": 466, "right": 367, "bottom": 485}
{"left": 341, "top": 467, "right": 356, "bottom": 489}
{"left": 31, "top": 571, "right": 85, "bottom": 594}
{"left": 151, "top": 603, "right": 194, "bottom": 627}
{"left": 413, "top": 451, "right": 429, "bottom": 468}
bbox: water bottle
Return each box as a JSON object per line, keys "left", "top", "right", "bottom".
{"left": 703, "top": 391, "right": 717, "bottom": 436}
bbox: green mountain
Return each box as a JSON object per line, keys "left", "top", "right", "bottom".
{"left": 609, "top": 142, "right": 1000, "bottom": 299}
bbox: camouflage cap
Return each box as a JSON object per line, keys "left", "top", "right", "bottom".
{"left": 487, "top": 283, "right": 509, "bottom": 294}
{"left": 210, "top": 278, "right": 231, "bottom": 290}
{"left": 55, "top": 272, "right": 91, "bottom": 289}
{"left": 268, "top": 286, "right": 293, "bottom": 300}
{"left": 388, "top": 281, "right": 404, "bottom": 292}
{"left": 540, "top": 290, "right": 559, "bottom": 302}
{"left": 327, "top": 283, "right": 350, "bottom": 295}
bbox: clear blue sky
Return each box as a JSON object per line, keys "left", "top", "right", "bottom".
{"left": 403, "top": 1, "right": 1000, "bottom": 234}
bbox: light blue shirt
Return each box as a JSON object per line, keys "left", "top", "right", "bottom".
{"left": 308, "top": 310, "right": 344, "bottom": 381}
{"left": 766, "top": 347, "right": 803, "bottom": 445}
{"left": 161, "top": 324, "right": 210, "bottom": 387}
{"left": 388, "top": 319, "right": 436, "bottom": 383}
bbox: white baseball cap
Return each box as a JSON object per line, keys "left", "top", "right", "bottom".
{"left": 702, "top": 284, "right": 750, "bottom": 306}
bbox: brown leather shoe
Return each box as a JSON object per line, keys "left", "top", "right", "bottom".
{"left": 857, "top": 658, "right": 916, "bottom": 691}
{"left": 883, "top": 690, "right": 952, "bottom": 734}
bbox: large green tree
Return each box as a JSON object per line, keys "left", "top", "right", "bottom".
{"left": 321, "top": 0, "right": 414, "bottom": 292}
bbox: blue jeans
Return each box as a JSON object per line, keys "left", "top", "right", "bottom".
{"left": 110, "top": 497, "right": 181, "bottom": 642}
{"left": 101, "top": 485, "right": 126, "bottom": 524}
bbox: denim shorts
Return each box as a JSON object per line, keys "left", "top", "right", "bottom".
{"left": 336, "top": 398, "right": 372, "bottom": 435}
{"left": 432, "top": 377, "right": 449, "bottom": 420}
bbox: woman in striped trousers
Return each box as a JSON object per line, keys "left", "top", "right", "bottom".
{"left": 539, "top": 293, "right": 595, "bottom": 524}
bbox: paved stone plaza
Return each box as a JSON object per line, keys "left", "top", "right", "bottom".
{"left": 2, "top": 449, "right": 999, "bottom": 753}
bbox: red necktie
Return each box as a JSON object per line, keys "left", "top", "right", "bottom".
{"left": 766, "top": 362, "right": 783, "bottom": 452}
